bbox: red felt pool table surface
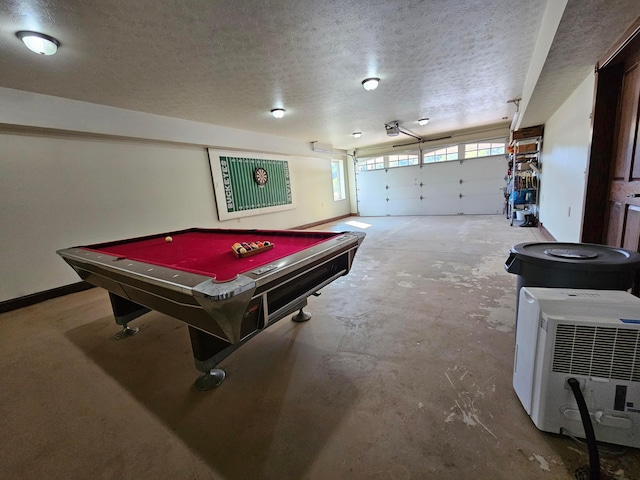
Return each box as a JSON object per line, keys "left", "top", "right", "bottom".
{"left": 83, "top": 230, "right": 340, "bottom": 282}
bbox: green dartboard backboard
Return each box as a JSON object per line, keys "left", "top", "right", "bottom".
{"left": 219, "top": 156, "right": 292, "bottom": 213}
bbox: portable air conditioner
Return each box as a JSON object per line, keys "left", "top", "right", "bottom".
{"left": 513, "top": 287, "right": 640, "bottom": 448}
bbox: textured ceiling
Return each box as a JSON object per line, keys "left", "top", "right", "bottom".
{"left": 0, "top": 1, "right": 639, "bottom": 150}
{"left": 519, "top": 0, "right": 640, "bottom": 127}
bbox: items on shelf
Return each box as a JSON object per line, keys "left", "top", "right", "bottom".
{"left": 510, "top": 189, "right": 536, "bottom": 205}
{"left": 512, "top": 172, "right": 538, "bottom": 190}
{"left": 505, "top": 126, "right": 543, "bottom": 226}
{"left": 510, "top": 125, "right": 544, "bottom": 142}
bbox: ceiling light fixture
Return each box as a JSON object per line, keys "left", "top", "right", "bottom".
{"left": 418, "top": 118, "right": 430, "bottom": 126}
{"left": 352, "top": 132, "right": 362, "bottom": 139}
{"left": 361, "top": 78, "right": 380, "bottom": 91}
{"left": 271, "top": 108, "right": 285, "bottom": 119}
{"left": 16, "top": 31, "right": 60, "bottom": 55}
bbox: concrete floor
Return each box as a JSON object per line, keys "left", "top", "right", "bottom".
{"left": 1, "top": 215, "right": 640, "bottom": 479}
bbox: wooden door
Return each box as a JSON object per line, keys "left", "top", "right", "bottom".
{"left": 582, "top": 20, "right": 640, "bottom": 247}
{"left": 606, "top": 58, "right": 640, "bottom": 250}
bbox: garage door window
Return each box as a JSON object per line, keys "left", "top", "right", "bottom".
{"left": 464, "top": 142, "right": 505, "bottom": 158}
{"left": 423, "top": 146, "right": 458, "bottom": 163}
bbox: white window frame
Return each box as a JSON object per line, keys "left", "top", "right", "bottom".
{"left": 357, "top": 151, "right": 419, "bottom": 171}
{"left": 387, "top": 152, "right": 420, "bottom": 168}
{"left": 331, "top": 158, "right": 346, "bottom": 201}
{"left": 357, "top": 137, "right": 507, "bottom": 169}
{"left": 464, "top": 141, "right": 506, "bottom": 159}
{"left": 423, "top": 145, "right": 459, "bottom": 163}
{"left": 357, "top": 156, "right": 385, "bottom": 171}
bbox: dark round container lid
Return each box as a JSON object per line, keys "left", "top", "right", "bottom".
{"left": 509, "top": 242, "right": 640, "bottom": 271}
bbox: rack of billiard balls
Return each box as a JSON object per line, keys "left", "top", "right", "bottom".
{"left": 232, "top": 241, "right": 274, "bottom": 258}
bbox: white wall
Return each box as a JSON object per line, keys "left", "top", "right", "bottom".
{"left": 0, "top": 90, "right": 351, "bottom": 302}
{"left": 0, "top": 87, "right": 325, "bottom": 158}
{"left": 538, "top": 72, "right": 594, "bottom": 241}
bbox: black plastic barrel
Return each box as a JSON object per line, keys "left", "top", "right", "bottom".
{"left": 505, "top": 242, "right": 640, "bottom": 315}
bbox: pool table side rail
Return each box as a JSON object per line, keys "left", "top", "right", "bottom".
{"left": 83, "top": 227, "right": 338, "bottom": 250}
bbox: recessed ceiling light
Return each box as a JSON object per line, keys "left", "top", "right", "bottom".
{"left": 16, "top": 31, "right": 60, "bottom": 55}
{"left": 361, "top": 78, "right": 380, "bottom": 91}
{"left": 271, "top": 108, "right": 285, "bottom": 119}
{"left": 352, "top": 132, "right": 362, "bottom": 138}
{"left": 418, "top": 118, "right": 429, "bottom": 126}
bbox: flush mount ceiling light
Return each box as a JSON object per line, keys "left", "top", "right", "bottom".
{"left": 361, "top": 78, "right": 380, "bottom": 91}
{"left": 352, "top": 132, "right": 362, "bottom": 138}
{"left": 271, "top": 108, "right": 285, "bottom": 119}
{"left": 16, "top": 31, "right": 60, "bottom": 55}
{"left": 418, "top": 118, "right": 430, "bottom": 126}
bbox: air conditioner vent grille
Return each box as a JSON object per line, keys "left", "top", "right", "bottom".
{"left": 552, "top": 324, "right": 640, "bottom": 381}
{"left": 540, "top": 315, "right": 548, "bottom": 332}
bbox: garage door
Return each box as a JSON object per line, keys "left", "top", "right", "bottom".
{"left": 356, "top": 156, "right": 506, "bottom": 216}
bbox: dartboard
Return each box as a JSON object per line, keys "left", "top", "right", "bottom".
{"left": 253, "top": 167, "right": 269, "bottom": 186}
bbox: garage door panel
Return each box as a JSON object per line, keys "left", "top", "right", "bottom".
{"left": 356, "top": 169, "right": 388, "bottom": 203}
{"left": 358, "top": 198, "right": 389, "bottom": 216}
{"left": 460, "top": 192, "right": 504, "bottom": 214}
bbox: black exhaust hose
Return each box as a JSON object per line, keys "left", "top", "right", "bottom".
{"left": 567, "top": 378, "right": 600, "bottom": 480}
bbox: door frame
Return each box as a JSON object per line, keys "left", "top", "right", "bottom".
{"left": 582, "top": 17, "right": 640, "bottom": 244}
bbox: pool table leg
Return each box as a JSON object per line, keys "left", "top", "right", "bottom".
{"left": 291, "top": 292, "right": 320, "bottom": 322}
{"left": 114, "top": 325, "right": 140, "bottom": 339}
{"left": 188, "top": 326, "right": 237, "bottom": 390}
{"left": 108, "top": 293, "right": 149, "bottom": 339}
{"left": 291, "top": 308, "right": 311, "bottom": 322}
{"left": 194, "top": 368, "right": 226, "bottom": 391}
{"left": 188, "top": 296, "right": 314, "bottom": 390}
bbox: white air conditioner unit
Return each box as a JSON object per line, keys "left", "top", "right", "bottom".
{"left": 310, "top": 141, "right": 334, "bottom": 154}
{"left": 514, "top": 287, "right": 640, "bottom": 448}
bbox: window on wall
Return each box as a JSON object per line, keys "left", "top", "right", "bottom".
{"left": 357, "top": 156, "right": 385, "bottom": 171}
{"left": 388, "top": 153, "right": 419, "bottom": 168}
{"left": 331, "top": 159, "right": 346, "bottom": 201}
{"left": 464, "top": 141, "right": 505, "bottom": 158}
{"left": 423, "top": 145, "right": 458, "bottom": 163}
{"left": 357, "top": 151, "right": 419, "bottom": 171}
{"left": 357, "top": 137, "right": 507, "bottom": 170}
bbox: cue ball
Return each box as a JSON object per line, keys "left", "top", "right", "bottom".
{"left": 165, "top": 236, "right": 173, "bottom": 243}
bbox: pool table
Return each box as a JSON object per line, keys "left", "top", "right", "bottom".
{"left": 57, "top": 228, "right": 365, "bottom": 390}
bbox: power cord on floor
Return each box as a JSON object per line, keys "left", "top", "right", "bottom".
{"left": 567, "top": 377, "right": 601, "bottom": 480}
